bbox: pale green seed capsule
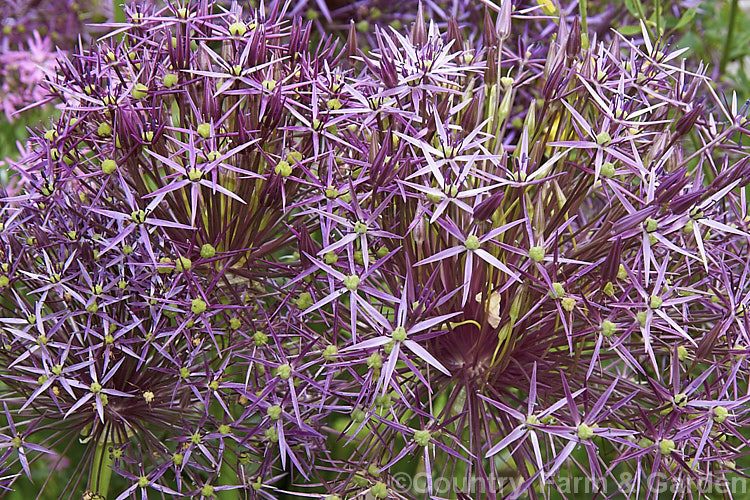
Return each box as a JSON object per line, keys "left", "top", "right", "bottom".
{"left": 550, "top": 282, "right": 565, "bottom": 298}
{"left": 274, "top": 160, "right": 292, "bottom": 177}
{"left": 677, "top": 345, "right": 688, "bottom": 361}
{"left": 262, "top": 79, "right": 277, "bottom": 91}
{"left": 131, "top": 83, "right": 148, "bottom": 99}
{"left": 464, "top": 235, "right": 480, "bottom": 250}
{"left": 392, "top": 326, "right": 407, "bottom": 342}
{"left": 97, "top": 122, "right": 113, "bottom": 137}
{"left": 254, "top": 331, "right": 268, "bottom": 347}
{"left": 649, "top": 295, "right": 663, "bottom": 309}
{"left": 200, "top": 244, "right": 216, "bottom": 258}
{"left": 323, "top": 345, "right": 337, "bottom": 361}
{"left": 370, "top": 482, "right": 388, "bottom": 499}
{"left": 413, "top": 429, "right": 431, "bottom": 446}
{"left": 228, "top": 22, "right": 247, "bottom": 36}
{"left": 713, "top": 406, "right": 729, "bottom": 423}
{"left": 344, "top": 275, "right": 360, "bottom": 290}
{"left": 659, "top": 439, "right": 675, "bottom": 455}
{"left": 296, "top": 292, "right": 313, "bottom": 310}
{"left": 101, "top": 159, "right": 117, "bottom": 174}
{"left": 267, "top": 405, "right": 282, "bottom": 420}
{"left": 601, "top": 161, "right": 616, "bottom": 178}
{"left": 174, "top": 257, "right": 193, "bottom": 273}
{"left": 367, "top": 352, "right": 382, "bottom": 370}
{"left": 601, "top": 320, "right": 616, "bottom": 338}
{"left": 276, "top": 364, "right": 292, "bottom": 379}
{"left": 577, "top": 423, "right": 595, "bottom": 440}
{"left": 191, "top": 298, "right": 207, "bottom": 314}
{"left": 197, "top": 123, "right": 211, "bottom": 138}
{"left": 163, "top": 73, "right": 178, "bottom": 88}
{"left": 561, "top": 297, "right": 576, "bottom": 312}
{"left": 528, "top": 246, "right": 545, "bottom": 263}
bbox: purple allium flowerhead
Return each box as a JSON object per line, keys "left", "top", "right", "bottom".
{"left": 1, "top": 0, "right": 111, "bottom": 47}
{"left": 0, "top": 0, "right": 113, "bottom": 121}
{"left": 0, "top": 32, "right": 59, "bottom": 121}
{"left": 1, "top": 0, "right": 333, "bottom": 497}
{"left": 1, "top": 0, "right": 750, "bottom": 499}
{"left": 292, "top": 8, "right": 750, "bottom": 500}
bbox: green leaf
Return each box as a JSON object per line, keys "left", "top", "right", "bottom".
{"left": 673, "top": 8, "right": 697, "bottom": 31}
{"left": 624, "top": 0, "right": 639, "bottom": 17}
{"left": 619, "top": 25, "right": 644, "bottom": 36}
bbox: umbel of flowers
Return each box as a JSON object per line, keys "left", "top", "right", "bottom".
{"left": 0, "top": 0, "right": 112, "bottom": 121}
{"left": 1, "top": 0, "right": 750, "bottom": 498}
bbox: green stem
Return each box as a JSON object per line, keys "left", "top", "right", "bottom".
{"left": 579, "top": 0, "right": 588, "bottom": 34}
{"left": 720, "top": 0, "right": 739, "bottom": 73}
{"left": 90, "top": 431, "right": 113, "bottom": 499}
{"left": 632, "top": 0, "right": 651, "bottom": 40}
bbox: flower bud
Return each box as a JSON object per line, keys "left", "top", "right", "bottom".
{"left": 674, "top": 104, "right": 704, "bottom": 138}
{"left": 347, "top": 21, "right": 358, "bottom": 59}
{"left": 410, "top": 2, "right": 426, "bottom": 46}
{"left": 473, "top": 191, "right": 505, "bottom": 221}
{"left": 566, "top": 17, "right": 581, "bottom": 59}
{"left": 496, "top": 0, "right": 512, "bottom": 41}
